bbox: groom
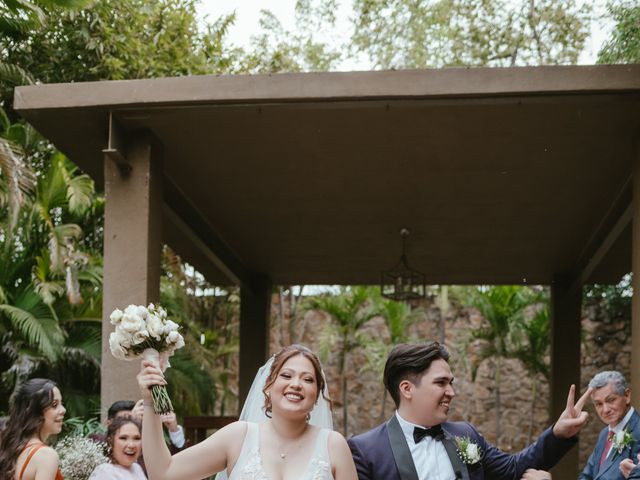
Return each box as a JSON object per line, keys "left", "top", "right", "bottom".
{"left": 348, "top": 342, "right": 592, "bottom": 480}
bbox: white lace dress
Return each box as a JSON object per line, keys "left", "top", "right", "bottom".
{"left": 227, "top": 422, "right": 333, "bottom": 480}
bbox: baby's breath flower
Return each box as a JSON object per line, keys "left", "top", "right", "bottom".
{"left": 56, "top": 436, "right": 108, "bottom": 480}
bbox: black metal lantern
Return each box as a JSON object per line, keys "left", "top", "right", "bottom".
{"left": 381, "top": 228, "right": 426, "bottom": 301}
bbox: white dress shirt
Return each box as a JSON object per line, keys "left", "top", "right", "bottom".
{"left": 605, "top": 406, "right": 635, "bottom": 460}
{"left": 168, "top": 424, "right": 186, "bottom": 448}
{"left": 395, "top": 411, "right": 457, "bottom": 480}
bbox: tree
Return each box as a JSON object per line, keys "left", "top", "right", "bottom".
{"left": 509, "top": 304, "right": 550, "bottom": 443}
{"left": 0, "top": 0, "right": 236, "bottom": 109}
{"left": 0, "top": 0, "right": 238, "bottom": 416}
{"left": 457, "top": 285, "right": 541, "bottom": 445}
{"left": 160, "top": 246, "right": 239, "bottom": 416}
{"left": 237, "top": 2, "right": 342, "bottom": 73}
{"left": 0, "top": 0, "right": 90, "bottom": 39}
{"left": 372, "top": 298, "right": 421, "bottom": 421}
{"left": 0, "top": 112, "right": 103, "bottom": 415}
{"left": 312, "top": 286, "right": 379, "bottom": 435}
{"left": 597, "top": 1, "right": 640, "bottom": 64}
{"left": 258, "top": 0, "right": 591, "bottom": 70}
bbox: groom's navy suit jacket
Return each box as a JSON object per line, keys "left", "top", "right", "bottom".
{"left": 348, "top": 416, "right": 576, "bottom": 480}
{"left": 579, "top": 410, "right": 640, "bottom": 480}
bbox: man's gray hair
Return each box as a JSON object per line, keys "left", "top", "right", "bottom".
{"left": 588, "top": 371, "right": 629, "bottom": 395}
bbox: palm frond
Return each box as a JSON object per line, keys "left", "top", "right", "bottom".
{"left": 0, "top": 296, "right": 64, "bottom": 360}
{"left": 0, "top": 61, "right": 36, "bottom": 86}
{"left": 66, "top": 174, "right": 94, "bottom": 215}
{"left": 0, "top": 137, "right": 35, "bottom": 229}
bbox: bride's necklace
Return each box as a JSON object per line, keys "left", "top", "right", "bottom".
{"left": 272, "top": 424, "right": 308, "bottom": 460}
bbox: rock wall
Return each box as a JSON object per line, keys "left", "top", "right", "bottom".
{"left": 269, "top": 291, "right": 632, "bottom": 466}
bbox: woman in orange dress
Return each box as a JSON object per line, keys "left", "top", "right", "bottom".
{"left": 0, "top": 378, "right": 66, "bottom": 480}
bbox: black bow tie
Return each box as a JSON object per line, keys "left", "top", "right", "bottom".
{"left": 413, "top": 425, "right": 444, "bottom": 443}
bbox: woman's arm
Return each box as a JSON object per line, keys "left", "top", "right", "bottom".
{"left": 138, "top": 360, "right": 245, "bottom": 480}
{"left": 33, "top": 447, "right": 60, "bottom": 480}
{"left": 328, "top": 431, "right": 358, "bottom": 480}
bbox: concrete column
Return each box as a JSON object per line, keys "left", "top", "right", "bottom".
{"left": 101, "top": 131, "right": 163, "bottom": 419}
{"left": 632, "top": 141, "right": 640, "bottom": 409}
{"left": 549, "top": 274, "right": 582, "bottom": 478}
{"left": 239, "top": 277, "right": 273, "bottom": 411}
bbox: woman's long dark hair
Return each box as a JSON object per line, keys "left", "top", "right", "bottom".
{"left": 0, "top": 378, "right": 58, "bottom": 480}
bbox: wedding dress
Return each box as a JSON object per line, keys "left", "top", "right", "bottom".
{"left": 227, "top": 422, "right": 334, "bottom": 480}
{"left": 216, "top": 354, "right": 334, "bottom": 480}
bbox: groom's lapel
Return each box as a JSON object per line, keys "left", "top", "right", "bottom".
{"left": 441, "top": 427, "right": 470, "bottom": 480}
{"left": 386, "top": 416, "right": 419, "bottom": 480}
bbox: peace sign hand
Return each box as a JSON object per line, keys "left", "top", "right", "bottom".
{"left": 552, "top": 384, "right": 593, "bottom": 439}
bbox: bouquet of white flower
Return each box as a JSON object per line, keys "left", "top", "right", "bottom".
{"left": 56, "top": 436, "right": 108, "bottom": 480}
{"left": 109, "top": 303, "right": 185, "bottom": 414}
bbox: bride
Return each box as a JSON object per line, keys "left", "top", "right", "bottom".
{"left": 137, "top": 344, "right": 357, "bottom": 480}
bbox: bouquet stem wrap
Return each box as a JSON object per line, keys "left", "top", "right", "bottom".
{"left": 142, "top": 348, "right": 174, "bottom": 414}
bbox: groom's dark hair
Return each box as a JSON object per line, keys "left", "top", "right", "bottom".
{"left": 384, "top": 342, "right": 450, "bottom": 407}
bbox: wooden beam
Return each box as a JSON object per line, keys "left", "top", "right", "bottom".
{"left": 162, "top": 176, "right": 256, "bottom": 291}
{"left": 632, "top": 141, "right": 640, "bottom": 409}
{"left": 570, "top": 202, "right": 633, "bottom": 293}
{"left": 239, "top": 276, "right": 272, "bottom": 410}
{"left": 550, "top": 274, "right": 582, "bottom": 479}
{"left": 101, "top": 130, "right": 163, "bottom": 420}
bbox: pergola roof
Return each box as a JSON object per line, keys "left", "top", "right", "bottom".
{"left": 14, "top": 65, "right": 640, "bottom": 286}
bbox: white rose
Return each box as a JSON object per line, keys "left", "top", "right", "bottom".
{"left": 146, "top": 314, "right": 164, "bottom": 340}
{"left": 466, "top": 443, "right": 480, "bottom": 463}
{"left": 157, "top": 307, "right": 167, "bottom": 319}
{"left": 132, "top": 330, "right": 149, "bottom": 344}
{"left": 166, "top": 330, "right": 180, "bottom": 344}
{"left": 615, "top": 431, "right": 625, "bottom": 444}
{"left": 174, "top": 334, "right": 185, "bottom": 350}
{"left": 164, "top": 320, "right": 179, "bottom": 333}
{"left": 114, "top": 328, "right": 132, "bottom": 348}
{"left": 136, "top": 305, "right": 149, "bottom": 319}
{"left": 124, "top": 305, "right": 139, "bottom": 316}
{"left": 109, "top": 332, "right": 127, "bottom": 360}
{"left": 147, "top": 303, "right": 156, "bottom": 311}
{"left": 109, "top": 309, "right": 123, "bottom": 325}
{"left": 120, "top": 313, "right": 144, "bottom": 333}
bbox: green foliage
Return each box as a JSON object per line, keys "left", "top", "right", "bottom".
{"left": 60, "top": 416, "right": 103, "bottom": 438}
{"left": 510, "top": 305, "right": 550, "bottom": 380}
{"left": 0, "top": 0, "right": 91, "bottom": 39}
{"left": 350, "top": 0, "right": 590, "bottom": 69}
{"left": 160, "top": 247, "right": 239, "bottom": 416}
{"left": 237, "top": 2, "right": 342, "bottom": 73}
{"left": 584, "top": 274, "right": 632, "bottom": 321}
{"left": 598, "top": 2, "right": 640, "bottom": 64}
{"left": 0, "top": 0, "right": 236, "bottom": 108}
{"left": 312, "top": 286, "right": 381, "bottom": 434}
{"left": 455, "top": 285, "right": 546, "bottom": 444}
{"left": 457, "top": 285, "right": 542, "bottom": 367}
{"left": 0, "top": 111, "right": 103, "bottom": 416}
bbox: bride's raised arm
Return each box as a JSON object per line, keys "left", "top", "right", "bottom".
{"left": 137, "top": 359, "right": 245, "bottom": 480}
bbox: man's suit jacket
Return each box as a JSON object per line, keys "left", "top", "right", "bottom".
{"left": 580, "top": 410, "right": 640, "bottom": 480}
{"left": 347, "top": 416, "right": 576, "bottom": 480}
{"left": 628, "top": 466, "right": 640, "bottom": 479}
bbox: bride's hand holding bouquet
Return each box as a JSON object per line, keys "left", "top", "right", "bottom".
{"left": 109, "top": 303, "right": 184, "bottom": 414}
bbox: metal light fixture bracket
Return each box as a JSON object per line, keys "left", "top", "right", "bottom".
{"left": 381, "top": 228, "right": 426, "bottom": 301}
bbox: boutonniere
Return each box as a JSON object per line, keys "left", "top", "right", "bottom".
{"left": 455, "top": 436, "right": 482, "bottom": 465}
{"left": 611, "top": 429, "right": 633, "bottom": 454}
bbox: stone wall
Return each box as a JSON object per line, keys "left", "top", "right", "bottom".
{"left": 269, "top": 291, "right": 632, "bottom": 466}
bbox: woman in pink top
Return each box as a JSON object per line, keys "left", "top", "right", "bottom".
{"left": 89, "top": 417, "right": 146, "bottom": 480}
